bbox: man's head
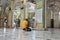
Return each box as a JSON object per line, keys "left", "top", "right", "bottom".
{"left": 25, "top": 19, "right": 28, "bottom": 21}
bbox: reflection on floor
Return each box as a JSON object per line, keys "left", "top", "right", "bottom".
{"left": 0, "top": 28, "right": 60, "bottom": 40}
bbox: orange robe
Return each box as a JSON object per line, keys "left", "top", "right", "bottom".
{"left": 22, "top": 20, "right": 28, "bottom": 29}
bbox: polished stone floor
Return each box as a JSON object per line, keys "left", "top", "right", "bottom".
{"left": 0, "top": 28, "right": 60, "bottom": 40}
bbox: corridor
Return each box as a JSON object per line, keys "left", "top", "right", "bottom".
{"left": 0, "top": 0, "right": 60, "bottom": 40}
{"left": 0, "top": 28, "right": 60, "bottom": 40}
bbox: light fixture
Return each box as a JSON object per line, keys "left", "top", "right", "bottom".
{"left": 0, "top": 7, "right": 1, "bottom": 11}
{"left": 9, "top": 7, "right": 11, "bottom": 10}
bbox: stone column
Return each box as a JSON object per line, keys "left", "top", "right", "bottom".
{"left": 8, "top": 1, "right": 14, "bottom": 28}
{"left": 45, "top": 0, "right": 47, "bottom": 28}
{"left": 20, "top": 0, "right": 26, "bottom": 27}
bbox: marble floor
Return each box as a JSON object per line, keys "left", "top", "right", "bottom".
{"left": 0, "top": 28, "right": 60, "bottom": 40}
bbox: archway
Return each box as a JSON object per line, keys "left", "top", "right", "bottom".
{"left": 45, "top": 0, "right": 60, "bottom": 28}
